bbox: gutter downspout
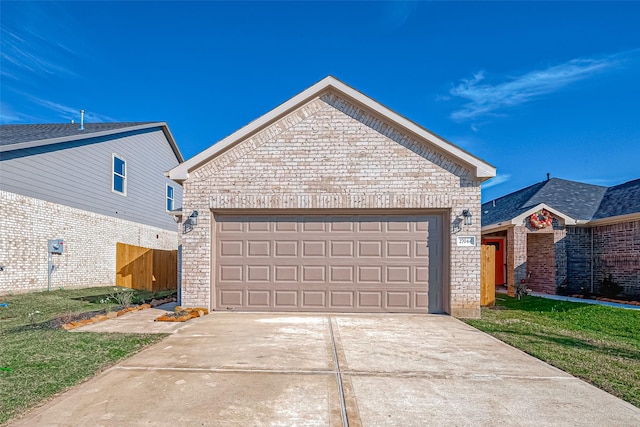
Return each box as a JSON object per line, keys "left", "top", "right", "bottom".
{"left": 590, "top": 227, "right": 594, "bottom": 294}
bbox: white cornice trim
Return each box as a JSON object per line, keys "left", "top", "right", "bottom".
{"left": 588, "top": 212, "right": 640, "bottom": 226}
{"left": 482, "top": 203, "right": 578, "bottom": 232}
{"left": 168, "top": 76, "right": 496, "bottom": 182}
{"left": 2, "top": 122, "right": 184, "bottom": 164}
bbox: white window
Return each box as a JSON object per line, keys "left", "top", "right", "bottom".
{"left": 166, "top": 184, "right": 174, "bottom": 211}
{"left": 112, "top": 154, "right": 126, "bottom": 195}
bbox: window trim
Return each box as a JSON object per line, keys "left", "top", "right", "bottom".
{"left": 166, "top": 184, "right": 174, "bottom": 212}
{"left": 112, "top": 154, "right": 127, "bottom": 196}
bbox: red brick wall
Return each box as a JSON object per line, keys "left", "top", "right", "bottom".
{"left": 527, "top": 233, "right": 556, "bottom": 293}
{"left": 592, "top": 220, "right": 640, "bottom": 297}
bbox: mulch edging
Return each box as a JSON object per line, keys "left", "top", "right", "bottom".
{"left": 155, "top": 306, "right": 209, "bottom": 322}
{"left": 61, "top": 297, "right": 176, "bottom": 330}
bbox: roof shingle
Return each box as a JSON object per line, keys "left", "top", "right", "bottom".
{"left": 0, "top": 122, "right": 154, "bottom": 147}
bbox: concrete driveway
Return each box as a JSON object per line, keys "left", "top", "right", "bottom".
{"left": 10, "top": 313, "right": 640, "bottom": 426}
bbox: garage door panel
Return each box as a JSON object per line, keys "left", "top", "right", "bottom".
{"left": 303, "top": 241, "right": 326, "bottom": 257}
{"left": 275, "top": 265, "right": 298, "bottom": 281}
{"left": 248, "top": 221, "right": 270, "bottom": 232}
{"left": 358, "top": 241, "right": 382, "bottom": 257}
{"left": 387, "top": 291, "right": 411, "bottom": 308}
{"left": 275, "top": 240, "right": 298, "bottom": 257}
{"left": 219, "top": 290, "right": 243, "bottom": 306}
{"left": 302, "top": 265, "right": 326, "bottom": 282}
{"left": 387, "top": 266, "right": 411, "bottom": 283}
{"left": 387, "top": 241, "right": 411, "bottom": 257}
{"left": 219, "top": 221, "right": 244, "bottom": 232}
{"left": 247, "top": 241, "right": 270, "bottom": 257}
{"left": 330, "top": 221, "right": 354, "bottom": 232}
{"left": 247, "top": 290, "right": 270, "bottom": 307}
{"left": 415, "top": 266, "right": 429, "bottom": 284}
{"left": 302, "top": 221, "right": 325, "bottom": 232}
{"left": 275, "top": 220, "right": 298, "bottom": 232}
{"left": 214, "top": 214, "right": 443, "bottom": 313}
{"left": 358, "top": 221, "right": 382, "bottom": 232}
{"left": 415, "top": 292, "right": 428, "bottom": 308}
{"left": 330, "top": 266, "right": 354, "bottom": 283}
{"left": 247, "top": 265, "right": 270, "bottom": 281}
{"left": 302, "top": 291, "right": 326, "bottom": 307}
{"left": 220, "top": 240, "right": 243, "bottom": 257}
{"left": 275, "top": 291, "right": 298, "bottom": 307}
{"left": 219, "top": 265, "right": 243, "bottom": 281}
{"left": 330, "top": 291, "right": 354, "bottom": 307}
{"left": 358, "top": 291, "right": 383, "bottom": 308}
{"left": 330, "top": 241, "right": 354, "bottom": 257}
{"left": 358, "top": 266, "right": 382, "bottom": 283}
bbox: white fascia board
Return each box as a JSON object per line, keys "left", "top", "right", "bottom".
{"left": 481, "top": 223, "right": 512, "bottom": 233}
{"left": 168, "top": 76, "right": 496, "bottom": 181}
{"left": 1, "top": 122, "right": 169, "bottom": 153}
{"left": 511, "top": 203, "right": 577, "bottom": 226}
{"left": 587, "top": 212, "right": 640, "bottom": 226}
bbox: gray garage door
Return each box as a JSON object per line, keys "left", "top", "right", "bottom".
{"left": 213, "top": 214, "right": 444, "bottom": 313}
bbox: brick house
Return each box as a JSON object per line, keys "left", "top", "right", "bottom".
{"left": 0, "top": 122, "right": 183, "bottom": 293}
{"left": 481, "top": 177, "right": 640, "bottom": 298}
{"left": 168, "top": 76, "right": 495, "bottom": 318}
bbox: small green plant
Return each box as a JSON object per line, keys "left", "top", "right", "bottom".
{"left": 556, "top": 278, "right": 570, "bottom": 296}
{"left": 599, "top": 274, "right": 623, "bottom": 298}
{"left": 27, "top": 310, "right": 43, "bottom": 325}
{"left": 108, "top": 287, "right": 134, "bottom": 308}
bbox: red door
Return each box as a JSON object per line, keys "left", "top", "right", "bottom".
{"left": 482, "top": 238, "right": 505, "bottom": 285}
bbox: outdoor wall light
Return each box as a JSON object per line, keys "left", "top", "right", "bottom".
{"left": 183, "top": 210, "right": 199, "bottom": 234}
{"left": 189, "top": 210, "right": 198, "bottom": 226}
{"left": 462, "top": 209, "right": 473, "bottom": 226}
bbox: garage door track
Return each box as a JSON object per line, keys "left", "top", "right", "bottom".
{"left": 10, "top": 313, "right": 640, "bottom": 426}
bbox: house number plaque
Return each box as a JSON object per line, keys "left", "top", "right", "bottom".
{"left": 456, "top": 236, "right": 476, "bottom": 247}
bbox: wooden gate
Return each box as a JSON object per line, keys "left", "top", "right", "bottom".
{"left": 116, "top": 243, "right": 177, "bottom": 292}
{"left": 480, "top": 244, "right": 496, "bottom": 306}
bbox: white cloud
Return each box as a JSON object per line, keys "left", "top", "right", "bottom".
{"left": 0, "top": 102, "right": 40, "bottom": 123}
{"left": 27, "top": 96, "right": 117, "bottom": 123}
{"left": 448, "top": 54, "right": 624, "bottom": 122}
{"left": 481, "top": 173, "right": 512, "bottom": 189}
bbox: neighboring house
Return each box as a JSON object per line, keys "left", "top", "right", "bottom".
{"left": 481, "top": 177, "right": 640, "bottom": 298}
{"left": 168, "top": 76, "right": 495, "bottom": 318}
{"left": 0, "top": 122, "right": 183, "bottom": 293}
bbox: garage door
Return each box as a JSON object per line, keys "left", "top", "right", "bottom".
{"left": 214, "top": 214, "right": 444, "bottom": 313}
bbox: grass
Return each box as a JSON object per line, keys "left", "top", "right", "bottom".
{"left": 465, "top": 295, "right": 640, "bottom": 408}
{"left": 0, "top": 287, "right": 173, "bottom": 425}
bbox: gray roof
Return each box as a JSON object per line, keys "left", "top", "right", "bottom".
{"left": 593, "top": 179, "right": 640, "bottom": 219}
{"left": 0, "top": 122, "right": 154, "bottom": 146}
{"left": 482, "top": 178, "right": 614, "bottom": 226}
{"left": 0, "top": 122, "right": 183, "bottom": 163}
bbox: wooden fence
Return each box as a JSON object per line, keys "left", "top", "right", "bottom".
{"left": 116, "top": 243, "right": 177, "bottom": 292}
{"left": 480, "top": 244, "right": 496, "bottom": 306}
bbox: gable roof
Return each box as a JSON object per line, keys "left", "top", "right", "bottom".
{"left": 168, "top": 76, "right": 495, "bottom": 182}
{"left": 593, "top": 179, "right": 640, "bottom": 220}
{"left": 482, "top": 177, "right": 640, "bottom": 229}
{"left": 0, "top": 122, "right": 183, "bottom": 162}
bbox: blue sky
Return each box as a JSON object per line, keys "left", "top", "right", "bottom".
{"left": 2, "top": 1, "right": 639, "bottom": 201}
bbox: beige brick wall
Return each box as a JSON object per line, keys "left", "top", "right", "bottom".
{"left": 0, "top": 190, "right": 178, "bottom": 293}
{"left": 181, "top": 92, "right": 482, "bottom": 317}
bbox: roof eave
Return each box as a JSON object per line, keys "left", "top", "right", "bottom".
{"left": 482, "top": 203, "right": 579, "bottom": 231}
{"left": 0, "top": 123, "right": 182, "bottom": 162}
{"left": 168, "top": 76, "right": 496, "bottom": 182}
{"left": 588, "top": 212, "right": 640, "bottom": 226}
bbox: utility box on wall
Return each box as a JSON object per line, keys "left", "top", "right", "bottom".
{"left": 47, "top": 239, "right": 64, "bottom": 254}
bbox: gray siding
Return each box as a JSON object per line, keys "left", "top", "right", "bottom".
{"left": 0, "top": 127, "right": 182, "bottom": 231}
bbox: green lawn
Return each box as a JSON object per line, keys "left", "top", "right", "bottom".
{"left": 0, "top": 287, "right": 171, "bottom": 425}
{"left": 465, "top": 295, "right": 640, "bottom": 408}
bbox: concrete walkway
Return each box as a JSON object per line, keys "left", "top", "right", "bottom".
{"left": 529, "top": 292, "right": 640, "bottom": 310}
{"left": 10, "top": 313, "right": 640, "bottom": 426}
